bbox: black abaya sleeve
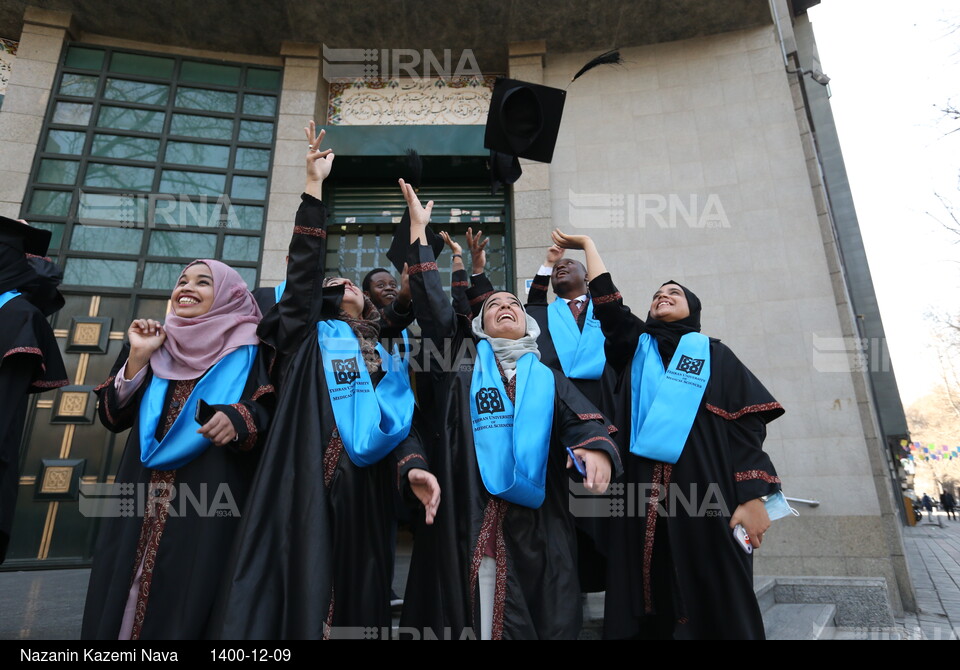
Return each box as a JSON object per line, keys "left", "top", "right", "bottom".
{"left": 212, "top": 344, "right": 276, "bottom": 453}
{"left": 466, "top": 272, "right": 495, "bottom": 319}
{"left": 587, "top": 272, "right": 647, "bottom": 373}
{"left": 526, "top": 272, "right": 551, "bottom": 307}
{"left": 553, "top": 373, "right": 623, "bottom": 478}
{"left": 407, "top": 243, "right": 466, "bottom": 346}
{"left": 94, "top": 344, "right": 141, "bottom": 433}
{"left": 451, "top": 268, "right": 471, "bottom": 320}
{"left": 258, "top": 193, "right": 330, "bottom": 358}
{"left": 380, "top": 299, "right": 416, "bottom": 337}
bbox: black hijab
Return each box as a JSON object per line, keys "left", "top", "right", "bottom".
{"left": 644, "top": 280, "right": 702, "bottom": 367}
{"left": 0, "top": 244, "right": 37, "bottom": 296}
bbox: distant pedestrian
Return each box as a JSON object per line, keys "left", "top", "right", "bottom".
{"left": 940, "top": 491, "right": 956, "bottom": 521}
{"left": 922, "top": 494, "right": 934, "bottom": 515}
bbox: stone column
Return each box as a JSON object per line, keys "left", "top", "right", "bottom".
{"left": 507, "top": 40, "right": 553, "bottom": 296}
{"left": 261, "top": 41, "right": 321, "bottom": 287}
{"left": 0, "top": 8, "right": 75, "bottom": 218}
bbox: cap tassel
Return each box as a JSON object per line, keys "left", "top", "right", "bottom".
{"left": 570, "top": 49, "right": 623, "bottom": 83}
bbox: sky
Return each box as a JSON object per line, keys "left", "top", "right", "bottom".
{"left": 807, "top": 1, "right": 960, "bottom": 406}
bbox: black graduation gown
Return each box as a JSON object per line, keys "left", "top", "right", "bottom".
{"left": 214, "top": 194, "right": 425, "bottom": 640}
{"left": 398, "top": 241, "right": 623, "bottom": 640}
{"left": 588, "top": 272, "right": 784, "bottom": 640}
{"left": 81, "top": 342, "right": 275, "bottom": 640}
{"left": 0, "top": 294, "right": 68, "bottom": 563}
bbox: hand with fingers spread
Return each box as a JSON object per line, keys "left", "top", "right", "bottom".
{"left": 439, "top": 231, "right": 465, "bottom": 272}
{"left": 126, "top": 318, "right": 166, "bottom": 378}
{"left": 399, "top": 178, "right": 433, "bottom": 245}
{"left": 197, "top": 410, "right": 239, "bottom": 447}
{"left": 304, "top": 120, "right": 334, "bottom": 198}
{"left": 408, "top": 468, "right": 441, "bottom": 525}
{"left": 551, "top": 229, "right": 607, "bottom": 279}
{"left": 465, "top": 227, "right": 490, "bottom": 275}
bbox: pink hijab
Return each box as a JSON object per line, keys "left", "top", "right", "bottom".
{"left": 150, "top": 259, "right": 262, "bottom": 380}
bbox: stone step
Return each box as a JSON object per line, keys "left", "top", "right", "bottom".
{"left": 755, "top": 575, "right": 777, "bottom": 614}
{"left": 764, "top": 603, "right": 837, "bottom": 640}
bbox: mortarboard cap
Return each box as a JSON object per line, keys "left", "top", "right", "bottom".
{"left": 484, "top": 77, "right": 566, "bottom": 164}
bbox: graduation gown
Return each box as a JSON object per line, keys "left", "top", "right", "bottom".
{"left": 589, "top": 273, "right": 784, "bottom": 640}
{"left": 81, "top": 343, "right": 275, "bottom": 640}
{"left": 215, "top": 194, "right": 424, "bottom": 640}
{"left": 398, "top": 242, "right": 622, "bottom": 640}
{"left": 0, "top": 293, "right": 68, "bottom": 563}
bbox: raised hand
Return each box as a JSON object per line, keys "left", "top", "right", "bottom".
{"left": 465, "top": 227, "right": 490, "bottom": 275}
{"left": 545, "top": 244, "right": 565, "bottom": 266}
{"left": 126, "top": 318, "right": 166, "bottom": 377}
{"left": 439, "top": 231, "right": 462, "bottom": 256}
{"left": 551, "top": 229, "right": 592, "bottom": 250}
{"left": 304, "top": 121, "right": 334, "bottom": 194}
{"left": 397, "top": 263, "right": 412, "bottom": 309}
{"left": 399, "top": 178, "right": 433, "bottom": 244}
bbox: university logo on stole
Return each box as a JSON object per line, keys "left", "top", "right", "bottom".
{"left": 332, "top": 358, "right": 361, "bottom": 384}
{"left": 475, "top": 387, "right": 505, "bottom": 415}
{"left": 676, "top": 354, "right": 705, "bottom": 375}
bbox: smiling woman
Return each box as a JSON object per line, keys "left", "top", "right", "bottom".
{"left": 81, "top": 259, "right": 276, "bottom": 640}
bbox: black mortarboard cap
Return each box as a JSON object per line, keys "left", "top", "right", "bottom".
{"left": 484, "top": 77, "right": 566, "bottom": 164}
{"left": 0, "top": 216, "right": 51, "bottom": 257}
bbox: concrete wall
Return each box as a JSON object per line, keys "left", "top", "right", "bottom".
{"left": 530, "top": 25, "right": 911, "bottom": 613}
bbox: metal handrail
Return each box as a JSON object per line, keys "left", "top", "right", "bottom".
{"left": 785, "top": 496, "right": 820, "bottom": 508}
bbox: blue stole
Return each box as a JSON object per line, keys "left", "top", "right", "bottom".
{"left": 629, "top": 332, "right": 711, "bottom": 464}
{"left": 547, "top": 297, "right": 606, "bottom": 379}
{"left": 0, "top": 290, "right": 21, "bottom": 310}
{"left": 139, "top": 344, "right": 258, "bottom": 470}
{"left": 469, "top": 340, "right": 556, "bottom": 509}
{"left": 317, "top": 319, "right": 414, "bottom": 467}
{"left": 274, "top": 281, "right": 286, "bottom": 304}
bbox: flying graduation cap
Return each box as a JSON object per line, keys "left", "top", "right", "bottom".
{"left": 0, "top": 216, "right": 52, "bottom": 257}
{"left": 483, "top": 49, "right": 622, "bottom": 192}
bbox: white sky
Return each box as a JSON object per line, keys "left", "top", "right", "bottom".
{"left": 807, "top": 1, "right": 960, "bottom": 405}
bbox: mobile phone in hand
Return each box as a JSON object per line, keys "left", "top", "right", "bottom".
{"left": 566, "top": 447, "right": 587, "bottom": 477}
{"left": 733, "top": 524, "right": 752, "bottom": 554}
{"left": 195, "top": 398, "right": 216, "bottom": 425}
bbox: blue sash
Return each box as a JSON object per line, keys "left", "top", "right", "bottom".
{"left": 274, "top": 280, "right": 286, "bottom": 304}
{"left": 139, "top": 344, "right": 258, "bottom": 470}
{"left": 317, "top": 319, "right": 414, "bottom": 467}
{"left": 469, "top": 340, "right": 556, "bottom": 509}
{"left": 547, "top": 298, "right": 606, "bottom": 379}
{"left": 0, "top": 291, "right": 21, "bottom": 310}
{"left": 629, "top": 332, "right": 710, "bottom": 464}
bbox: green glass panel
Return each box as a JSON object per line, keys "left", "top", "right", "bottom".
{"left": 170, "top": 114, "right": 233, "bottom": 140}
{"left": 148, "top": 230, "right": 216, "bottom": 258}
{"left": 180, "top": 61, "right": 241, "bottom": 86}
{"left": 64, "top": 46, "right": 104, "bottom": 70}
{"left": 175, "top": 87, "right": 237, "bottom": 112}
{"left": 246, "top": 68, "right": 281, "bottom": 90}
{"left": 59, "top": 73, "right": 98, "bottom": 97}
{"left": 98, "top": 106, "right": 165, "bottom": 133}
{"left": 234, "top": 147, "right": 270, "bottom": 171}
{"left": 79, "top": 192, "right": 148, "bottom": 224}
{"left": 142, "top": 262, "right": 185, "bottom": 290}
{"left": 53, "top": 102, "right": 92, "bottom": 125}
{"left": 28, "top": 190, "right": 72, "bottom": 217}
{"left": 238, "top": 120, "right": 273, "bottom": 144}
{"left": 84, "top": 163, "right": 155, "bottom": 191}
{"left": 225, "top": 204, "right": 263, "bottom": 230}
{"left": 63, "top": 258, "right": 137, "bottom": 288}
{"left": 103, "top": 78, "right": 169, "bottom": 105}
{"left": 231, "top": 176, "right": 267, "bottom": 200}
{"left": 45, "top": 129, "right": 86, "bottom": 155}
{"left": 243, "top": 94, "right": 276, "bottom": 117}
{"left": 70, "top": 224, "right": 143, "bottom": 254}
{"left": 165, "top": 141, "right": 230, "bottom": 168}
{"left": 235, "top": 266, "right": 257, "bottom": 289}
{"left": 222, "top": 235, "right": 260, "bottom": 262}
{"left": 109, "top": 52, "right": 174, "bottom": 78}
{"left": 31, "top": 222, "right": 64, "bottom": 251}
{"left": 37, "top": 159, "right": 79, "bottom": 185}
{"left": 159, "top": 170, "right": 225, "bottom": 197}
{"left": 153, "top": 198, "right": 221, "bottom": 228}
{"left": 91, "top": 134, "right": 160, "bottom": 161}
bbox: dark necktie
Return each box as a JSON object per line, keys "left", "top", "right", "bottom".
{"left": 568, "top": 298, "right": 584, "bottom": 322}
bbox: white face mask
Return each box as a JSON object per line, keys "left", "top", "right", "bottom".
{"left": 764, "top": 491, "right": 799, "bottom": 521}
